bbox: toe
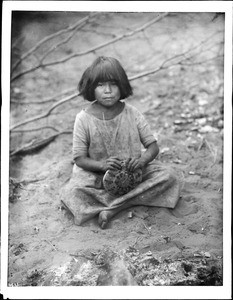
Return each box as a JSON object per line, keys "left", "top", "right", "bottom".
{"left": 98, "top": 211, "right": 108, "bottom": 229}
{"left": 101, "top": 221, "right": 107, "bottom": 229}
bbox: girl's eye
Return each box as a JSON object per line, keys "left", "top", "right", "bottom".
{"left": 96, "top": 81, "right": 117, "bottom": 88}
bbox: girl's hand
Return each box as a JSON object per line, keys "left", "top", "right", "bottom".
{"left": 126, "top": 157, "right": 144, "bottom": 172}
{"left": 103, "top": 156, "right": 122, "bottom": 171}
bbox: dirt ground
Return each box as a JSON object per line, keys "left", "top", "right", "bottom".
{"left": 7, "top": 12, "right": 224, "bottom": 286}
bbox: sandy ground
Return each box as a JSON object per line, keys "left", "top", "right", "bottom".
{"left": 7, "top": 12, "right": 224, "bottom": 286}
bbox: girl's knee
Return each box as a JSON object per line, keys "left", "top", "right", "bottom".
{"left": 165, "top": 166, "right": 179, "bottom": 183}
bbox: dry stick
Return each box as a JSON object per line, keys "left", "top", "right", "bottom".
{"left": 9, "top": 45, "right": 217, "bottom": 131}
{"left": 179, "top": 54, "right": 223, "bottom": 67}
{"left": 178, "top": 40, "right": 223, "bottom": 66}
{"left": 12, "top": 36, "right": 25, "bottom": 49}
{"left": 204, "top": 139, "right": 218, "bottom": 163}
{"left": 10, "top": 63, "right": 167, "bottom": 132}
{"left": 10, "top": 126, "right": 60, "bottom": 133}
{"left": 10, "top": 92, "right": 79, "bottom": 131}
{"left": 44, "top": 240, "right": 58, "bottom": 251}
{"left": 10, "top": 31, "right": 223, "bottom": 131}
{"left": 10, "top": 133, "right": 59, "bottom": 156}
{"left": 11, "top": 12, "right": 169, "bottom": 82}
{"left": 39, "top": 18, "right": 89, "bottom": 64}
{"left": 11, "top": 88, "right": 76, "bottom": 105}
{"left": 46, "top": 13, "right": 170, "bottom": 66}
{"left": 142, "top": 222, "right": 151, "bottom": 235}
{"left": 132, "top": 236, "right": 143, "bottom": 248}
{"left": 130, "top": 41, "right": 222, "bottom": 82}
{"left": 11, "top": 12, "right": 100, "bottom": 73}
{"left": 10, "top": 130, "right": 72, "bottom": 156}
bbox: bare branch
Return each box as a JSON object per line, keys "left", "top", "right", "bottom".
{"left": 39, "top": 18, "right": 90, "bottom": 64}
{"left": 178, "top": 54, "right": 223, "bottom": 66}
{"left": 11, "top": 12, "right": 100, "bottom": 73}
{"left": 11, "top": 13, "right": 169, "bottom": 82}
{"left": 129, "top": 35, "right": 223, "bottom": 81}
{"left": 10, "top": 130, "right": 72, "bottom": 157}
{"left": 10, "top": 126, "right": 60, "bottom": 133}
{"left": 10, "top": 92, "right": 79, "bottom": 131}
{"left": 10, "top": 29, "right": 223, "bottom": 132}
{"left": 11, "top": 88, "right": 76, "bottom": 105}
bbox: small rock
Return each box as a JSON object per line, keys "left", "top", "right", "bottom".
{"left": 13, "top": 87, "right": 21, "bottom": 94}
{"left": 188, "top": 171, "right": 195, "bottom": 175}
{"left": 199, "top": 125, "right": 219, "bottom": 133}
{"left": 173, "top": 159, "right": 182, "bottom": 164}
{"left": 174, "top": 119, "right": 186, "bottom": 125}
{"left": 182, "top": 262, "right": 193, "bottom": 273}
{"left": 181, "top": 113, "right": 192, "bottom": 118}
{"left": 204, "top": 252, "right": 211, "bottom": 258}
{"left": 34, "top": 227, "right": 39, "bottom": 233}
{"left": 196, "top": 118, "right": 207, "bottom": 126}
{"left": 198, "top": 99, "right": 208, "bottom": 106}
{"left": 217, "top": 120, "right": 223, "bottom": 128}
{"left": 194, "top": 253, "right": 202, "bottom": 257}
{"left": 160, "top": 147, "right": 170, "bottom": 154}
{"left": 97, "top": 259, "right": 137, "bottom": 286}
{"left": 127, "top": 211, "right": 133, "bottom": 219}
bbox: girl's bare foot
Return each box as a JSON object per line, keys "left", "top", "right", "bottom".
{"left": 98, "top": 210, "right": 113, "bottom": 229}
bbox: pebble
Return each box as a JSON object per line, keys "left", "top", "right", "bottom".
{"left": 198, "top": 125, "right": 219, "bottom": 133}
{"left": 204, "top": 252, "right": 211, "bottom": 258}
{"left": 161, "top": 147, "right": 170, "bottom": 154}
{"left": 196, "top": 118, "right": 207, "bottom": 126}
{"left": 188, "top": 171, "right": 196, "bottom": 175}
{"left": 128, "top": 211, "right": 133, "bottom": 218}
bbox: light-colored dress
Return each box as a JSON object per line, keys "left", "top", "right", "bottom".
{"left": 60, "top": 102, "right": 181, "bottom": 225}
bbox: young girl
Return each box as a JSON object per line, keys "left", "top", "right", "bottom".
{"left": 61, "top": 56, "right": 181, "bottom": 229}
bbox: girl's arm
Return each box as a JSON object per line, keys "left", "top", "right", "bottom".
{"left": 127, "top": 141, "right": 159, "bottom": 172}
{"left": 140, "top": 141, "right": 159, "bottom": 166}
{"left": 74, "top": 156, "right": 122, "bottom": 173}
{"left": 75, "top": 142, "right": 159, "bottom": 173}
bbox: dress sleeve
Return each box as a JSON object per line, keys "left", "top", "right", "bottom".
{"left": 72, "top": 111, "right": 89, "bottom": 160}
{"left": 133, "top": 107, "right": 157, "bottom": 148}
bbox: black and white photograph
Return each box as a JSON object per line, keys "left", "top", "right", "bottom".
{"left": 1, "top": 1, "right": 232, "bottom": 299}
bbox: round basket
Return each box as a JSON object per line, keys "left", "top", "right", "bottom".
{"left": 103, "top": 160, "right": 142, "bottom": 196}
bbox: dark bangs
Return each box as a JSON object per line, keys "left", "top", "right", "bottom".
{"left": 78, "top": 56, "right": 133, "bottom": 101}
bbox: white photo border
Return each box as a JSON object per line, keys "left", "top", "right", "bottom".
{"left": 1, "top": 1, "right": 232, "bottom": 299}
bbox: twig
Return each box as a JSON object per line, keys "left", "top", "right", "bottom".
{"left": 198, "top": 138, "right": 218, "bottom": 164}
{"left": 10, "top": 92, "right": 79, "bottom": 131}
{"left": 44, "top": 239, "right": 58, "bottom": 251}
{"left": 132, "top": 236, "right": 143, "bottom": 248}
{"left": 10, "top": 29, "right": 223, "bottom": 131}
{"left": 11, "top": 12, "right": 100, "bottom": 73}
{"left": 142, "top": 222, "right": 151, "bottom": 235}
{"left": 129, "top": 34, "right": 223, "bottom": 82}
{"left": 39, "top": 18, "right": 89, "bottom": 64}
{"left": 178, "top": 54, "right": 223, "bottom": 66}
{"left": 198, "top": 138, "right": 206, "bottom": 151}
{"left": 9, "top": 46, "right": 216, "bottom": 132}
{"left": 10, "top": 126, "right": 60, "bottom": 133}
{"left": 11, "top": 36, "right": 25, "bottom": 49}
{"left": 10, "top": 133, "right": 59, "bottom": 156}
{"left": 11, "top": 88, "right": 76, "bottom": 105}
{"left": 19, "top": 177, "right": 47, "bottom": 185}
{"left": 205, "top": 139, "right": 218, "bottom": 163}
{"left": 142, "top": 101, "right": 161, "bottom": 114}
{"left": 10, "top": 130, "right": 72, "bottom": 156}
{"left": 11, "top": 13, "right": 169, "bottom": 82}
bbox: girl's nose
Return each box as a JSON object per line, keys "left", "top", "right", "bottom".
{"left": 104, "top": 83, "right": 112, "bottom": 93}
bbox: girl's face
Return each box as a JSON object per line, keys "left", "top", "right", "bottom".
{"left": 94, "top": 81, "right": 121, "bottom": 107}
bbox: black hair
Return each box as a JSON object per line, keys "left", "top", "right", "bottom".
{"left": 78, "top": 56, "right": 133, "bottom": 101}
